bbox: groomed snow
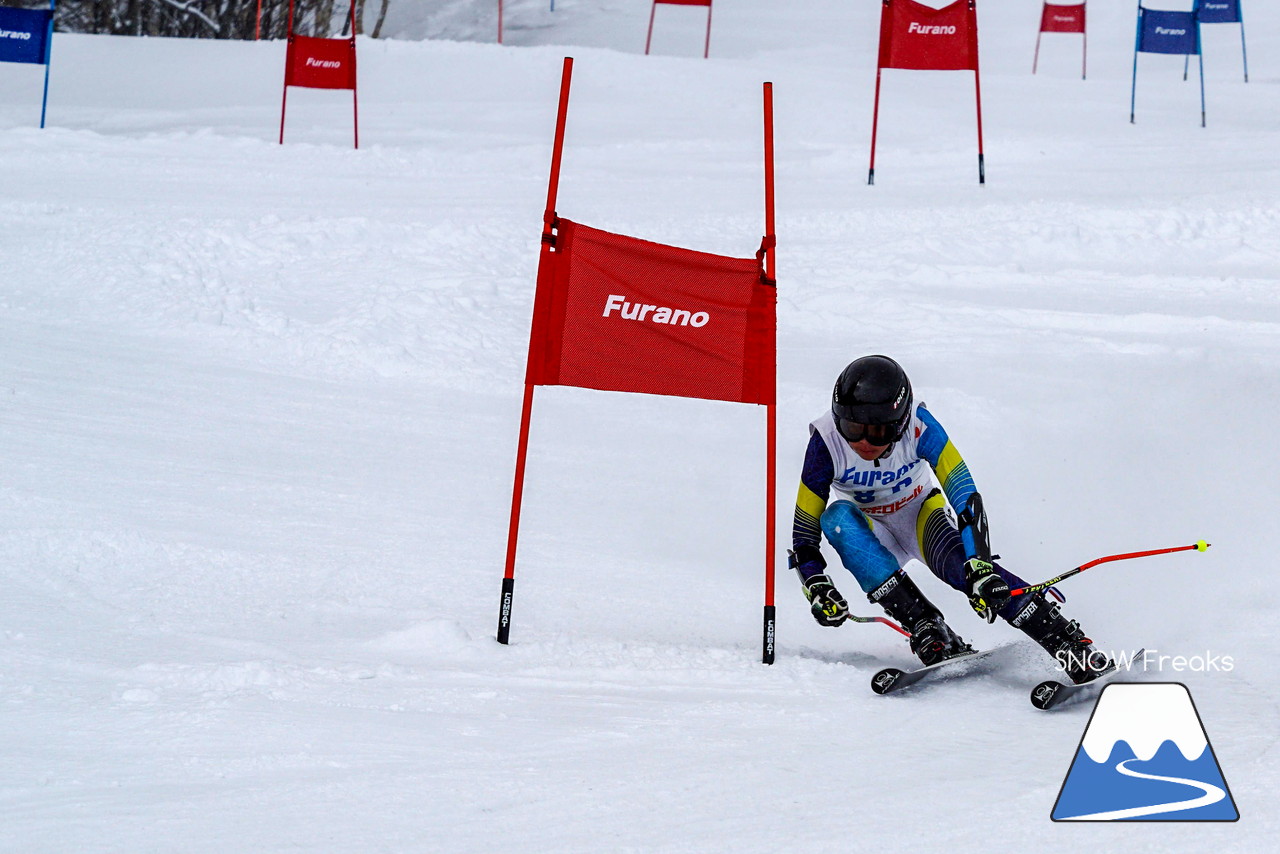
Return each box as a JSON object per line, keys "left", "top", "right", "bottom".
{"left": 2, "top": 0, "right": 1277, "bottom": 850}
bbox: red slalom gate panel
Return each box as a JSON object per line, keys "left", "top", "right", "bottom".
{"left": 646, "top": 0, "right": 714, "bottom": 59}
{"left": 869, "top": 0, "right": 984, "bottom": 184}
{"left": 498, "top": 58, "right": 779, "bottom": 665}
{"left": 878, "top": 0, "right": 978, "bottom": 71}
{"left": 526, "top": 219, "right": 774, "bottom": 405}
{"left": 279, "top": 0, "right": 359, "bottom": 148}
{"left": 1034, "top": 2, "right": 1086, "bottom": 77}
{"left": 1040, "top": 2, "right": 1085, "bottom": 33}
{"left": 285, "top": 36, "right": 357, "bottom": 89}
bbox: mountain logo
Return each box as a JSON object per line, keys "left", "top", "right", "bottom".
{"left": 1052, "top": 682, "right": 1238, "bottom": 821}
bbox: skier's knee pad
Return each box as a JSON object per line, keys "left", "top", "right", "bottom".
{"left": 820, "top": 500, "right": 900, "bottom": 593}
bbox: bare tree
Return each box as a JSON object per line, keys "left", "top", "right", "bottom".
{"left": 340, "top": 0, "right": 366, "bottom": 37}
{"left": 42, "top": 0, "right": 396, "bottom": 40}
{"left": 371, "top": 0, "right": 389, "bottom": 39}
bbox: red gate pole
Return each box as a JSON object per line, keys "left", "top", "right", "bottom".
{"left": 279, "top": 74, "right": 290, "bottom": 144}
{"left": 279, "top": 0, "right": 296, "bottom": 144}
{"left": 349, "top": 0, "right": 359, "bottom": 149}
{"left": 542, "top": 58, "right": 573, "bottom": 247}
{"left": 497, "top": 57, "right": 574, "bottom": 645}
{"left": 645, "top": 1, "right": 657, "bottom": 54}
{"left": 761, "top": 81, "right": 777, "bottom": 665}
{"left": 868, "top": 68, "right": 883, "bottom": 185}
{"left": 974, "top": 68, "right": 985, "bottom": 184}
{"left": 971, "top": 0, "right": 985, "bottom": 185}
{"left": 1082, "top": 5, "right": 1088, "bottom": 79}
{"left": 703, "top": 1, "right": 713, "bottom": 59}
{"left": 498, "top": 381, "right": 536, "bottom": 645}
{"left": 256, "top": 0, "right": 263, "bottom": 40}
{"left": 868, "top": 0, "right": 890, "bottom": 185}
{"left": 499, "top": 0, "right": 504, "bottom": 44}
{"left": 1033, "top": 1, "right": 1046, "bottom": 74}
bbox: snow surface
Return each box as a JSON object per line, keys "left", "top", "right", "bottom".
{"left": 2, "top": 0, "right": 1278, "bottom": 850}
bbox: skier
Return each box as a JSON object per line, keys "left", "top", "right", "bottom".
{"left": 790, "top": 354, "right": 1112, "bottom": 684}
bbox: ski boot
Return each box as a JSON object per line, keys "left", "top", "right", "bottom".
{"left": 870, "top": 570, "right": 973, "bottom": 666}
{"left": 1010, "top": 594, "right": 1113, "bottom": 684}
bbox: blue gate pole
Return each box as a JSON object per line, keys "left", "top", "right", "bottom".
{"left": 1130, "top": 4, "right": 1142, "bottom": 123}
{"left": 1239, "top": 4, "right": 1248, "bottom": 82}
{"left": 39, "top": 0, "right": 56, "bottom": 129}
{"left": 1198, "top": 25, "right": 1206, "bottom": 126}
{"left": 1186, "top": 0, "right": 1197, "bottom": 79}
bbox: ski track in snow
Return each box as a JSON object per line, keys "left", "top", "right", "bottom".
{"left": 2, "top": 0, "right": 1279, "bottom": 851}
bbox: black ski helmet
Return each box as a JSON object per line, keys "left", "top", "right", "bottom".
{"left": 831, "top": 355, "right": 913, "bottom": 445}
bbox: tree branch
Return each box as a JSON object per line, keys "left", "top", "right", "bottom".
{"left": 148, "top": 0, "right": 220, "bottom": 33}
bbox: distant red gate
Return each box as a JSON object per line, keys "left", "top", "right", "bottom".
{"left": 1033, "top": 2, "right": 1087, "bottom": 78}
{"left": 279, "top": 0, "right": 360, "bottom": 148}
{"left": 645, "top": 0, "right": 714, "bottom": 59}
{"left": 868, "top": 0, "right": 985, "bottom": 185}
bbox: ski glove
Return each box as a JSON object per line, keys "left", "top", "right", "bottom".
{"left": 964, "top": 559, "right": 1010, "bottom": 624}
{"left": 802, "top": 574, "right": 849, "bottom": 627}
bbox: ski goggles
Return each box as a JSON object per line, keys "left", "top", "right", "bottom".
{"left": 836, "top": 417, "right": 905, "bottom": 446}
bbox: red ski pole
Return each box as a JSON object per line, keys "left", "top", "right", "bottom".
{"left": 847, "top": 614, "right": 911, "bottom": 637}
{"left": 1009, "top": 540, "right": 1210, "bottom": 597}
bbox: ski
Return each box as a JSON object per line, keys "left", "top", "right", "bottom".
{"left": 870, "top": 646, "right": 1000, "bottom": 695}
{"left": 1030, "top": 648, "right": 1146, "bottom": 711}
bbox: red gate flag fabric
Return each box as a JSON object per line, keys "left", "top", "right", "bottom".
{"left": 878, "top": 0, "right": 978, "bottom": 71}
{"left": 1040, "top": 3, "right": 1085, "bottom": 34}
{"left": 526, "top": 219, "right": 775, "bottom": 406}
{"left": 285, "top": 35, "right": 357, "bottom": 90}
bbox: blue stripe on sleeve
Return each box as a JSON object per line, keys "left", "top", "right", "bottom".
{"left": 915, "top": 404, "right": 948, "bottom": 464}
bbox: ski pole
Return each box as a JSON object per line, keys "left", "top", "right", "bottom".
{"left": 1009, "top": 540, "right": 1210, "bottom": 597}
{"left": 847, "top": 614, "right": 911, "bottom": 637}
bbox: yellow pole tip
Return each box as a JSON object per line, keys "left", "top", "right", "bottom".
{"left": 1195, "top": 540, "right": 1210, "bottom": 552}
